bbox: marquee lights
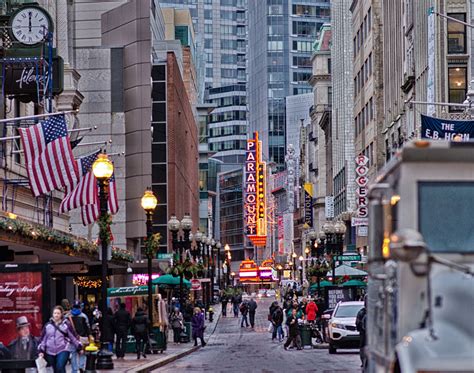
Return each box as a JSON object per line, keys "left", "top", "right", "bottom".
{"left": 244, "top": 132, "right": 267, "bottom": 246}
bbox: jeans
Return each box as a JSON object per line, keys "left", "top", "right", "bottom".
{"left": 249, "top": 312, "right": 255, "bottom": 328}
{"left": 222, "top": 303, "right": 227, "bottom": 317}
{"left": 233, "top": 304, "right": 239, "bottom": 317}
{"left": 116, "top": 331, "right": 127, "bottom": 357}
{"left": 45, "top": 351, "right": 70, "bottom": 373}
{"left": 71, "top": 349, "right": 86, "bottom": 373}
{"left": 272, "top": 324, "right": 284, "bottom": 340}
{"left": 241, "top": 314, "right": 248, "bottom": 327}
{"left": 135, "top": 334, "right": 147, "bottom": 356}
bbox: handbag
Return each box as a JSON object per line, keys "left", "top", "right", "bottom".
{"left": 267, "top": 314, "right": 272, "bottom": 322}
{"left": 35, "top": 356, "right": 48, "bottom": 373}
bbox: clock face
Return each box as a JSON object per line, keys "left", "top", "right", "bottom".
{"left": 11, "top": 7, "right": 51, "bottom": 45}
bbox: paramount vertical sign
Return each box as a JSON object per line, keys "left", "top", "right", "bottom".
{"left": 244, "top": 132, "right": 267, "bottom": 246}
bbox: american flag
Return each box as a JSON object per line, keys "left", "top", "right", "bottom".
{"left": 80, "top": 172, "right": 119, "bottom": 226}
{"left": 59, "top": 151, "right": 100, "bottom": 213}
{"left": 19, "top": 114, "right": 79, "bottom": 197}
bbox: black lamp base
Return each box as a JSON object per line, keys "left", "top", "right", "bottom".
{"left": 96, "top": 348, "right": 114, "bottom": 370}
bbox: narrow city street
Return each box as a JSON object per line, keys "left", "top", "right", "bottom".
{"left": 155, "top": 299, "right": 361, "bottom": 373}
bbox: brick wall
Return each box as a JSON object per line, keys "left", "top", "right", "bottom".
{"left": 166, "top": 52, "right": 200, "bottom": 239}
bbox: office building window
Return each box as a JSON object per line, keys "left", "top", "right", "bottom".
{"left": 222, "top": 68, "right": 237, "bottom": 78}
{"left": 292, "top": 71, "right": 311, "bottom": 82}
{"left": 293, "top": 56, "right": 311, "bottom": 67}
{"left": 268, "top": 41, "right": 283, "bottom": 51}
{"left": 204, "top": 24, "right": 212, "bottom": 34}
{"left": 448, "top": 66, "right": 467, "bottom": 110}
{"left": 206, "top": 53, "right": 213, "bottom": 63}
{"left": 268, "top": 4, "right": 283, "bottom": 15}
{"left": 221, "top": 39, "right": 237, "bottom": 49}
{"left": 221, "top": 54, "right": 236, "bottom": 64}
{"left": 367, "top": 7, "right": 372, "bottom": 30}
{"left": 328, "top": 86, "right": 332, "bottom": 103}
{"left": 221, "top": 10, "right": 235, "bottom": 21}
{"left": 292, "top": 40, "right": 313, "bottom": 52}
{"left": 204, "top": 39, "right": 212, "bottom": 49}
{"left": 447, "top": 13, "right": 466, "bottom": 54}
{"left": 206, "top": 68, "right": 213, "bottom": 77}
{"left": 204, "top": 10, "right": 212, "bottom": 19}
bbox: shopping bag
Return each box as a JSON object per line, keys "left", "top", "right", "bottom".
{"left": 267, "top": 322, "right": 274, "bottom": 333}
{"left": 35, "top": 356, "right": 48, "bottom": 373}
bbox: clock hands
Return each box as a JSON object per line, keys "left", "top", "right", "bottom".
{"left": 28, "top": 11, "right": 32, "bottom": 33}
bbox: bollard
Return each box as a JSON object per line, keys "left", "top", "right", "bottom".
{"left": 84, "top": 342, "right": 99, "bottom": 373}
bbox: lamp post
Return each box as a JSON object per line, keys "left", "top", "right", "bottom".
{"left": 292, "top": 252, "right": 297, "bottom": 280}
{"left": 224, "top": 244, "right": 231, "bottom": 287}
{"left": 230, "top": 271, "right": 236, "bottom": 286}
{"left": 194, "top": 230, "right": 203, "bottom": 262}
{"left": 168, "top": 214, "right": 193, "bottom": 309}
{"left": 323, "top": 221, "right": 346, "bottom": 284}
{"left": 299, "top": 255, "right": 304, "bottom": 283}
{"left": 216, "top": 241, "right": 222, "bottom": 290}
{"left": 141, "top": 189, "right": 158, "bottom": 326}
{"left": 308, "top": 230, "right": 317, "bottom": 257}
{"left": 92, "top": 153, "right": 114, "bottom": 370}
{"left": 210, "top": 238, "right": 216, "bottom": 303}
{"left": 276, "top": 264, "right": 283, "bottom": 282}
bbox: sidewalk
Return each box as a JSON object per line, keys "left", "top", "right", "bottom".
{"left": 76, "top": 303, "right": 223, "bottom": 373}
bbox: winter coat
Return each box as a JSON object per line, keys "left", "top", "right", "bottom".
{"left": 248, "top": 300, "right": 257, "bottom": 313}
{"left": 286, "top": 315, "right": 299, "bottom": 336}
{"left": 101, "top": 314, "right": 115, "bottom": 342}
{"left": 38, "top": 318, "right": 81, "bottom": 356}
{"left": 114, "top": 308, "right": 131, "bottom": 334}
{"left": 8, "top": 335, "right": 39, "bottom": 360}
{"left": 239, "top": 302, "right": 248, "bottom": 316}
{"left": 271, "top": 307, "right": 284, "bottom": 326}
{"left": 131, "top": 311, "right": 149, "bottom": 338}
{"left": 286, "top": 307, "right": 303, "bottom": 320}
{"left": 170, "top": 312, "right": 184, "bottom": 330}
{"left": 191, "top": 312, "right": 205, "bottom": 339}
{"left": 69, "top": 311, "right": 90, "bottom": 337}
{"left": 306, "top": 301, "right": 318, "bottom": 322}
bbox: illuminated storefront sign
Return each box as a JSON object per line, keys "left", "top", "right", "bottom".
{"left": 132, "top": 274, "right": 160, "bottom": 286}
{"left": 239, "top": 260, "right": 259, "bottom": 282}
{"left": 244, "top": 132, "right": 267, "bottom": 246}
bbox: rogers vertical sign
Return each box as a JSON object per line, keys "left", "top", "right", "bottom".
{"left": 355, "top": 155, "right": 369, "bottom": 220}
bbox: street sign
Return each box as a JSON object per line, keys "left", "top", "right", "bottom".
{"left": 352, "top": 217, "right": 369, "bottom": 226}
{"left": 191, "top": 279, "right": 202, "bottom": 291}
{"left": 336, "top": 254, "right": 361, "bottom": 261}
{"left": 357, "top": 226, "right": 368, "bottom": 237}
{"left": 157, "top": 253, "right": 173, "bottom": 260}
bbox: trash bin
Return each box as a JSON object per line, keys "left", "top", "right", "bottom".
{"left": 149, "top": 327, "right": 167, "bottom": 353}
{"left": 299, "top": 324, "right": 312, "bottom": 348}
{"left": 184, "top": 322, "right": 192, "bottom": 341}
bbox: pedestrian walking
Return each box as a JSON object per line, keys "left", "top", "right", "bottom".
{"left": 240, "top": 300, "right": 249, "bottom": 327}
{"left": 169, "top": 307, "right": 184, "bottom": 344}
{"left": 248, "top": 298, "right": 257, "bottom": 329}
{"left": 69, "top": 301, "right": 91, "bottom": 373}
{"left": 283, "top": 308, "right": 302, "bottom": 350}
{"left": 191, "top": 307, "right": 206, "bottom": 347}
{"left": 221, "top": 294, "right": 228, "bottom": 317}
{"left": 113, "top": 303, "right": 131, "bottom": 359}
{"left": 38, "top": 306, "right": 82, "bottom": 373}
{"left": 356, "top": 295, "right": 368, "bottom": 368}
{"left": 231, "top": 294, "right": 241, "bottom": 318}
{"left": 102, "top": 308, "right": 115, "bottom": 352}
{"left": 131, "top": 308, "right": 150, "bottom": 360}
{"left": 306, "top": 298, "right": 318, "bottom": 325}
{"left": 271, "top": 306, "right": 284, "bottom": 342}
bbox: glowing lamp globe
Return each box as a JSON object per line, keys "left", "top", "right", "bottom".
{"left": 141, "top": 190, "right": 158, "bottom": 212}
{"left": 92, "top": 153, "right": 114, "bottom": 180}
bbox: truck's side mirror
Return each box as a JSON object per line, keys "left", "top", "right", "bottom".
{"left": 389, "top": 229, "right": 427, "bottom": 262}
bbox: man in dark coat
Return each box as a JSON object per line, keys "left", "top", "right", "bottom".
{"left": 8, "top": 316, "right": 38, "bottom": 360}
{"left": 131, "top": 308, "right": 150, "bottom": 360}
{"left": 240, "top": 301, "right": 249, "bottom": 327}
{"left": 284, "top": 308, "right": 302, "bottom": 350}
{"left": 247, "top": 298, "right": 258, "bottom": 329}
{"left": 113, "top": 303, "right": 131, "bottom": 359}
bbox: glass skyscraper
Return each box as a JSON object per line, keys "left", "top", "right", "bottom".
{"left": 249, "top": 0, "right": 330, "bottom": 170}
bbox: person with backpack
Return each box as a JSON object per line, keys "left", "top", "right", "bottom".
{"left": 101, "top": 308, "right": 115, "bottom": 352}
{"left": 38, "top": 306, "right": 82, "bottom": 373}
{"left": 113, "top": 303, "right": 131, "bottom": 359}
{"left": 240, "top": 300, "right": 249, "bottom": 328}
{"left": 356, "top": 295, "right": 368, "bottom": 367}
{"left": 221, "top": 293, "right": 228, "bottom": 317}
{"left": 131, "top": 308, "right": 150, "bottom": 360}
{"left": 68, "top": 302, "right": 91, "bottom": 373}
{"left": 247, "top": 298, "right": 257, "bottom": 329}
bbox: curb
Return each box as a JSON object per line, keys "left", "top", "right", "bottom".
{"left": 126, "top": 346, "right": 199, "bottom": 373}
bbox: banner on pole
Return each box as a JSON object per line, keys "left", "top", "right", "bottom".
{"left": 421, "top": 114, "right": 474, "bottom": 141}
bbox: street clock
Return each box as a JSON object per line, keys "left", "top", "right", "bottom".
{"left": 9, "top": 4, "right": 53, "bottom": 46}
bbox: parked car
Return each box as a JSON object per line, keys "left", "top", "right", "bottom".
{"left": 327, "top": 301, "right": 364, "bottom": 354}
{"left": 266, "top": 289, "right": 276, "bottom": 298}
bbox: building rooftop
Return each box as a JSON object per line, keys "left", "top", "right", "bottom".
{"left": 313, "top": 24, "right": 332, "bottom": 52}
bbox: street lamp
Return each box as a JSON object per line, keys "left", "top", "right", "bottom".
{"left": 323, "top": 221, "right": 346, "bottom": 284}
{"left": 141, "top": 189, "right": 158, "bottom": 326}
{"left": 168, "top": 214, "right": 193, "bottom": 309}
{"left": 292, "top": 252, "right": 297, "bottom": 280}
{"left": 92, "top": 153, "right": 114, "bottom": 370}
{"left": 230, "top": 271, "right": 236, "bottom": 286}
{"left": 216, "top": 241, "right": 222, "bottom": 291}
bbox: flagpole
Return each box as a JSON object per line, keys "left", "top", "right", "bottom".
{"left": 0, "top": 127, "right": 96, "bottom": 142}
{"left": 0, "top": 109, "right": 79, "bottom": 124}
{"left": 11, "top": 139, "right": 111, "bottom": 154}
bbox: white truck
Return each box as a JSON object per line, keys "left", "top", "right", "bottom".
{"left": 366, "top": 140, "right": 474, "bottom": 373}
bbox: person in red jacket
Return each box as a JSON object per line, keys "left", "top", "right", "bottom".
{"left": 305, "top": 298, "right": 318, "bottom": 324}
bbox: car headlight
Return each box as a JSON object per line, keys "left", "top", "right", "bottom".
{"left": 330, "top": 322, "right": 346, "bottom": 329}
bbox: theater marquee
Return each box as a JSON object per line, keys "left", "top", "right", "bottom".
{"left": 244, "top": 132, "right": 267, "bottom": 246}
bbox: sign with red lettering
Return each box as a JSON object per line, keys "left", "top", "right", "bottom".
{"left": 355, "top": 156, "right": 369, "bottom": 222}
